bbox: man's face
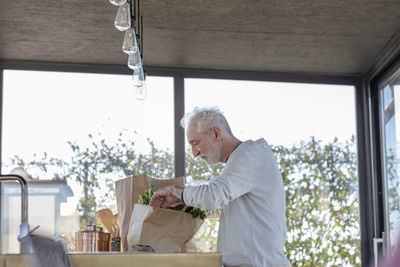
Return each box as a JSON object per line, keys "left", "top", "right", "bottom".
{"left": 187, "top": 121, "right": 221, "bottom": 165}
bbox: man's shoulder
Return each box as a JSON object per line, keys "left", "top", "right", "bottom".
{"left": 242, "top": 138, "right": 268, "bottom": 145}
{"left": 242, "top": 138, "right": 269, "bottom": 152}
{"left": 231, "top": 138, "right": 269, "bottom": 161}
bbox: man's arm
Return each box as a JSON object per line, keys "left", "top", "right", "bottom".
{"left": 183, "top": 152, "right": 256, "bottom": 211}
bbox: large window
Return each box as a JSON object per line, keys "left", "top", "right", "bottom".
{"left": 185, "top": 78, "right": 360, "bottom": 266}
{"left": 379, "top": 72, "right": 400, "bottom": 254}
{"left": 1, "top": 70, "right": 174, "bottom": 253}
{"left": 0, "top": 70, "right": 361, "bottom": 266}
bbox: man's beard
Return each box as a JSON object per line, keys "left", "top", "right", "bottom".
{"left": 200, "top": 145, "right": 221, "bottom": 165}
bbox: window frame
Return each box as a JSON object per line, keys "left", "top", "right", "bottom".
{"left": 0, "top": 60, "right": 371, "bottom": 264}
{"left": 369, "top": 55, "right": 400, "bottom": 262}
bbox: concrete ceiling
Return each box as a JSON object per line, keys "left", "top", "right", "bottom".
{"left": 1, "top": 0, "right": 400, "bottom": 75}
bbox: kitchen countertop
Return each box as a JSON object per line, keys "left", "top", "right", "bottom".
{"left": 2, "top": 252, "right": 222, "bottom": 267}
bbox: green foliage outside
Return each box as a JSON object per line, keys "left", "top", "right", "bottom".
{"left": 274, "top": 136, "right": 360, "bottom": 266}
{"left": 7, "top": 133, "right": 360, "bottom": 266}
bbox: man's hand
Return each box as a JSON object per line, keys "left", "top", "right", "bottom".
{"left": 149, "top": 185, "right": 184, "bottom": 210}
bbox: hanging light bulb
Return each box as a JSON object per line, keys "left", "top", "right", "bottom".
{"left": 114, "top": 2, "right": 131, "bottom": 31}
{"left": 132, "top": 68, "right": 146, "bottom": 100}
{"left": 127, "top": 49, "right": 142, "bottom": 70}
{"left": 135, "top": 83, "right": 147, "bottom": 101}
{"left": 110, "top": 0, "right": 147, "bottom": 100}
{"left": 109, "top": 0, "right": 126, "bottom": 6}
{"left": 122, "top": 28, "right": 138, "bottom": 54}
{"left": 132, "top": 67, "right": 145, "bottom": 87}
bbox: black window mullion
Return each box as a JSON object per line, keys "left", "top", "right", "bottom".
{"left": 174, "top": 75, "right": 185, "bottom": 178}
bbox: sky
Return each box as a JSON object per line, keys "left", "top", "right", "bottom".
{"left": 185, "top": 78, "right": 356, "bottom": 147}
{"left": 1, "top": 70, "right": 356, "bottom": 216}
{"left": 2, "top": 70, "right": 175, "bottom": 162}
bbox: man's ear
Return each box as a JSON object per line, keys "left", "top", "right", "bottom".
{"left": 211, "top": 126, "right": 222, "bottom": 140}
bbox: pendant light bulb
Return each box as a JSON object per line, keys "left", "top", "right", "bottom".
{"left": 114, "top": 2, "right": 131, "bottom": 31}
{"left": 127, "top": 50, "right": 142, "bottom": 70}
{"left": 122, "top": 28, "right": 138, "bottom": 54}
{"left": 132, "top": 68, "right": 146, "bottom": 87}
{"left": 135, "top": 83, "right": 147, "bottom": 101}
{"left": 109, "top": 0, "right": 126, "bottom": 6}
{"left": 132, "top": 68, "right": 146, "bottom": 100}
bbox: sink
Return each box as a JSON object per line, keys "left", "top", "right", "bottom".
{"left": 0, "top": 174, "right": 30, "bottom": 254}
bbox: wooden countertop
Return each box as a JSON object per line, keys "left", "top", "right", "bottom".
{"left": 2, "top": 252, "right": 222, "bottom": 267}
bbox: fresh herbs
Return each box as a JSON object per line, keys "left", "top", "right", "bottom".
{"left": 187, "top": 207, "right": 207, "bottom": 220}
{"left": 137, "top": 185, "right": 207, "bottom": 220}
{"left": 137, "top": 185, "right": 155, "bottom": 205}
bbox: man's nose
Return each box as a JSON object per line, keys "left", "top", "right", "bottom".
{"left": 192, "top": 147, "right": 200, "bottom": 157}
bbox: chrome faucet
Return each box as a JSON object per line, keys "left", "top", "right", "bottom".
{"left": 0, "top": 174, "right": 30, "bottom": 253}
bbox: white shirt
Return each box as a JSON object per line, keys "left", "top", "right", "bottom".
{"left": 183, "top": 139, "right": 290, "bottom": 267}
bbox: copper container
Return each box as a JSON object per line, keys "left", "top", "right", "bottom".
{"left": 75, "top": 225, "right": 111, "bottom": 252}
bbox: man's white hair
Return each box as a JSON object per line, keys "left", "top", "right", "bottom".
{"left": 180, "top": 106, "right": 233, "bottom": 135}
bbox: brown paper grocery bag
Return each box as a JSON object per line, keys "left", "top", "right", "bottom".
{"left": 115, "top": 175, "right": 184, "bottom": 251}
{"left": 127, "top": 204, "right": 153, "bottom": 248}
{"left": 127, "top": 204, "right": 203, "bottom": 253}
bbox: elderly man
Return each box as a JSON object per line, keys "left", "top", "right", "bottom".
{"left": 149, "top": 107, "right": 290, "bottom": 267}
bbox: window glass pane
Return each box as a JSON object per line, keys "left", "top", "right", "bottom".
{"left": 1, "top": 70, "right": 174, "bottom": 253}
{"left": 185, "top": 78, "right": 360, "bottom": 266}
{"left": 380, "top": 73, "right": 400, "bottom": 252}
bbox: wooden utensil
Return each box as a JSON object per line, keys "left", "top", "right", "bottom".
{"left": 112, "top": 214, "right": 120, "bottom": 237}
{"left": 112, "top": 214, "right": 117, "bottom": 226}
{"left": 97, "top": 209, "right": 113, "bottom": 233}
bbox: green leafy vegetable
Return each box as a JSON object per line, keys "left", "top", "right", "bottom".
{"left": 137, "top": 185, "right": 155, "bottom": 205}
{"left": 137, "top": 185, "right": 207, "bottom": 220}
{"left": 187, "top": 208, "right": 207, "bottom": 220}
